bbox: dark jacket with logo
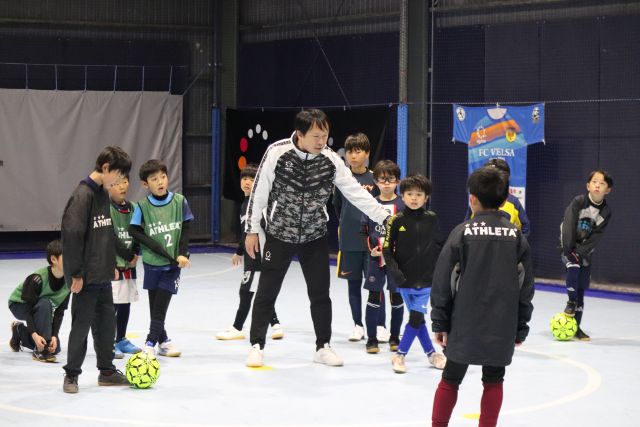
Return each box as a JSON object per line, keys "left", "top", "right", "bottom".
{"left": 431, "top": 211, "right": 534, "bottom": 367}
{"left": 61, "top": 177, "right": 133, "bottom": 286}
{"left": 382, "top": 206, "right": 444, "bottom": 289}
{"left": 559, "top": 193, "right": 612, "bottom": 264}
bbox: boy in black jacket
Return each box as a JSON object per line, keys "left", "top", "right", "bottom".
{"left": 559, "top": 170, "right": 613, "bottom": 340}
{"left": 61, "top": 146, "right": 135, "bottom": 393}
{"left": 382, "top": 174, "right": 446, "bottom": 374}
{"left": 430, "top": 167, "right": 534, "bottom": 427}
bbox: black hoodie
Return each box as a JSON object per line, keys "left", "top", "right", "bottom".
{"left": 61, "top": 177, "right": 133, "bottom": 287}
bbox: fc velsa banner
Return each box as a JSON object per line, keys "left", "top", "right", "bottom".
{"left": 224, "top": 106, "right": 391, "bottom": 202}
{"left": 452, "top": 104, "right": 545, "bottom": 207}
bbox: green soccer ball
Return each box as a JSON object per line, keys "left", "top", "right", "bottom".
{"left": 125, "top": 352, "right": 160, "bottom": 389}
{"left": 550, "top": 313, "right": 578, "bottom": 341}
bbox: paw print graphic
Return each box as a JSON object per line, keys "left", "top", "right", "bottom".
{"left": 238, "top": 124, "right": 269, "bottom": 170}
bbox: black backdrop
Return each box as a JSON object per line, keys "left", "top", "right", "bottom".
{"left": 224, "top": 107, "right": 392, "bottom": 202}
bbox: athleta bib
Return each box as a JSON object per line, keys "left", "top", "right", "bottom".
{"left": 110, "top": 202, "right": 136, "bottom": 268}
{"left": 138, "top": 193, "right": 184, "bottom": 266}
{"left": 8, "top": 267, "right": 69, "bottom": 309}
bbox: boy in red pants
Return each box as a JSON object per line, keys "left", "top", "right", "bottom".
{"left": 430, "top": 166, "right": 534, "bottom": 427}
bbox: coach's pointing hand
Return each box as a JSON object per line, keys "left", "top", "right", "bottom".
{"left": 245, "top": 233, "right": 260, "bottom": 259}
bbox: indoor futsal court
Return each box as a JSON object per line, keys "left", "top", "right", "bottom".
{"left": 1, "top": 252, "right": 639, "bottom": 426}
{"left": 1, "top": 1, "right": 639, "bottom": 427}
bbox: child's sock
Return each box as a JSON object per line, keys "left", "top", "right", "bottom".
{"left": 575, "top": 304, "right": 584, "bottom": 325}
{"left": 147, "top": 319, "right": 164, "bottom": 343}
{"left": 432, "top": 379, "right": 459, "bottom": 427}
{"left": 114, "top": 303, "right": 131, "bottom": 342}
{"left": 347, "top": 279, "right": 363, "bottom": 326}
{"left": 417, "top": 322, "right": 436, "bottom": 354}
{"left": 377, "top": 291, "right": 386, "bottom": 327}
{"left": 479, "top": 382, "right": 503, "bottom": 427}
{"left": 565, "top": 266, "right": 579, "bottom": 301}
{"left": 365, "top": 300, "right": 380, "bottom": 339}
{"left": 397, "top": 323, "right": 419, "bottom": 354}
{"left": 389, "top": 294, "right": 404, "bottom": 337}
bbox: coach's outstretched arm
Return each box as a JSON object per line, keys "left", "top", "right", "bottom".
{"left": 331, "top": 152, "right": 389, "bottom": 225}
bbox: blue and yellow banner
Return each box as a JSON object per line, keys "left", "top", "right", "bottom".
{"left": 452, "top": 104, "right": 545, "bottom": 207}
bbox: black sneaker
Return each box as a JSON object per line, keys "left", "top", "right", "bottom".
{"left": 63, "top": 374, "right": 79, "bottom": 393}
{"left": 9, "top": 321, "right": 21, "bottom": 352}
{"left": 366, "top": 338, "right": 380, "bottom": 354}
{"left": 98, "top": 369, "right": 130, "bottom": 386}
{"left": 574, "top": 328, "right": 591, "bottom": 341}
{"left": 32, "top": 350, "right": 57, "bottom": 363}
{"left": 389, "top": 335, "right": 400, "bottom": 352}
{"left": 564, "top": 301, "right": 577, "bottom": 317}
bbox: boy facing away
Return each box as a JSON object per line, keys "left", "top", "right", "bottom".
{"left": 61, "top": 146, "right": 135, "bottom": 393}
{"left": 108, "top": 174, "right": 142, "bottom": 358}
{"left": 430, "top": 166, "right": 534, "bottom": 427}
{"left": 382, "top": 174, "right": 446, "bottom": 374}
{"left": 9, "top": 239, "right": 69, "bottom": 363}
{"left": 128, "top": 159, "right": 194, "bottom": 357}
{"left": 216, "top": 163, "right": 283, "bottom": 341}
{"left": 559, "top": 170, "right": 613, "bottom": 341}
{"left": 360, "top": 160, "right": 405, "bottom": 354}
{"left": 334, "top": 133, "right": 387, "bottom": 343}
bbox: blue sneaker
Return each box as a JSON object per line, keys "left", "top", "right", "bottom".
{"left": 115, "top": 338, "right": 142, "bottom": 354}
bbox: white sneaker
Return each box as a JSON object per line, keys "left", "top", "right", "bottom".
{"left": 143, "top": 342, "right": 156, "bottom": 356}
{"left": 313, "top": 344, "right": 344, "bottom": 367}
{"left": 114, "top": 346, "right": 124, "bottom": 359}
{"left": 158, "top": 339, "right": 181, "bottom": 357}
{"left": 348, "top": 325, "right": 365, "bottom": 342}
{"left": 215, "top": 326, "right": 245, "bottom": 340}
{"left": 392, "top": 354, "right": 407, "bottom": 374}
{"left": 246, "top": 344, "right": 264, "bottom": 367}
{"left": 428, "top": 352, "right": 447, "bottom": 370}
{"left": 271, "top": 324, "right": 284, "bottom": 340}
{"left": 377, "top": 326, "right": 391, "bottom": 343}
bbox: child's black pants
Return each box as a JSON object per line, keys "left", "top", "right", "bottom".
{"left": 63, "top": 285, "right": 116, "bottom": 376}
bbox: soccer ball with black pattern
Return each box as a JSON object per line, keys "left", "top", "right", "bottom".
{"left": 125, "top": 352, "right": 160, "bottom": 389}
{"left": 549, "top": 313, "right": 578, "bottom": 341}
